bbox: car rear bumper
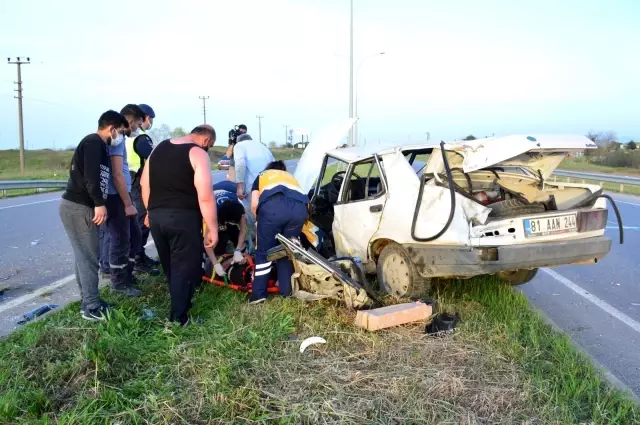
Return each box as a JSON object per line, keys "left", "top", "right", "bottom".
{"left": 403, "top": 236, "right": 612, "bottom": 278}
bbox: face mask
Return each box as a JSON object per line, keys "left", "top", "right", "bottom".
{"left": 111, "top": 133, "right": 125, "bottom": 147}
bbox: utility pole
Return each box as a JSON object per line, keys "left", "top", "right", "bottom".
{"left": 7, "top": 57, "right": 30, "bottom": 176}
{"left": 348, "top": 0, "right": 355, "bottom": 146}
{"left": 199, "top": 96, "right": 209, "bottom": 124}
{"left": 256, "top": 115, "right": 264, "bottom": 144}
{"left": 283, "top": 124, "right": 289, "bottom": 147}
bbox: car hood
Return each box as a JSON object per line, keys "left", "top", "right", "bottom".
{"left": 294, "top": 118, "right": 357, "bottom": 194}
{"left": 442, "top": 134, "right": 597, "bottom": 179}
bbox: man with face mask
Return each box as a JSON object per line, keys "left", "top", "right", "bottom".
{"left": 126, "top": 103, "right": 159, "bottom": 273}
{"left": 102, "top": 104, "right": 146, "bottom": 297}
{"left": 60, "top": 110, "right": 127, "bottom": 321}
{"left": 140, "top": 125, "right": 219, "bottom": 326}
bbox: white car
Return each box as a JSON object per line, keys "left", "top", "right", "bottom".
{"left": 287, "top": 125, "right": 622, "bottom": 298}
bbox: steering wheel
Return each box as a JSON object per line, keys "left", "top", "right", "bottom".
{"left": 330, "top": 170, "right": 362, "bottom": 190}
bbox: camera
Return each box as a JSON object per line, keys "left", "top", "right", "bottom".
{"left": 228, "top": 125, "right": 240, "bottom": 145}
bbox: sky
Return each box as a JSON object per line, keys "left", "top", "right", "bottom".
{"left": 0, "top": 0, "right": 639, "bottom": 151}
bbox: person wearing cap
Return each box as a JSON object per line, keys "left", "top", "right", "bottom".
{"left": 126, "top": 103, "right": 159, "bottom": 272}
{"left": 226, "top": 124, "right": 247, "bottom": 183}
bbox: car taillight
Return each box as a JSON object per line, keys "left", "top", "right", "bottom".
{"left": 577, "top": 210, "right": 607, "bottom": 232}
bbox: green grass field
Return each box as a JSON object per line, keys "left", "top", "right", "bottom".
{"left": 0, "top": 275, "right": 637, "bottom": 424}
{"left": 560, "top": 157, "right": 640, "bottom": 176}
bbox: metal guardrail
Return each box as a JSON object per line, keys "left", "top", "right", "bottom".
{"left": 0, "top": 180, "right": 66, "bottom": 190}
{"left": 554, "top": 170, "right": 640, "bottom": 185}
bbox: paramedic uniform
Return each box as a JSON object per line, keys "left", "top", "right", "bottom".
{"left": 252, "top": 170, "right": 308, "bottom": 299}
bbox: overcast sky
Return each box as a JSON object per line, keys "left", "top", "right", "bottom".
{"left": 1, "top": 0, "right": 638, "bottom": 150}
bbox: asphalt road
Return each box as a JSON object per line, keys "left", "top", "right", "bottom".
{"left": 1, "top": 160, "right": 639, "bottom": 397}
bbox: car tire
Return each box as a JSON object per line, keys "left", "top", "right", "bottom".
{"left": 488, "top": 198, "right": 546, "bottom": 218}
{"left": 498, "top": 268, "right": 539, "bottom": 286}
{"left": 377, "top": 243, "right": 431, "bottom": 298}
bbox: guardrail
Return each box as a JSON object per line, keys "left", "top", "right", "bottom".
{"left": 0, "top": 180, "right": 67, "bottom": 190}
{"left": 554, "top": 170, "right": 640, "bottom": 186}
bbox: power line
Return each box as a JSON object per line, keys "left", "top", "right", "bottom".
{"left": 7, "top": 56, "right": 30, "bottom": 176}
{"left": 256, "top": 115, "right": 264, "bottom": 144}
{"left": 199, "top": 96, "right": 210, "bottom": 124}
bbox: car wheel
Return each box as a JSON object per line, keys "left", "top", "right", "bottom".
{"left": 377, "top": 243, "right": 431, "bottom": 298}
{"left": 488, "top": 198, "right": 546, "bottom": 218}
{"left": 498, "top": 268, "right": 539, "bottom": 286}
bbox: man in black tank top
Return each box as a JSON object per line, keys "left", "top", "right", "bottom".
{"left": 140, "top": 125, "right": 219, "bottom": 326}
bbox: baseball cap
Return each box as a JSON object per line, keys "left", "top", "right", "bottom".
{"left": 138, "top": 104, "right": 156, "bottom": 119}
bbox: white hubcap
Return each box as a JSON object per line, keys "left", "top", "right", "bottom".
{"left": 382, "top": 253, "right": 410, "bottom": 296}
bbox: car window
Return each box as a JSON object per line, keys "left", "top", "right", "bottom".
{"left": 342, "top": 158, "right": 385, "bottom": 203}
{"left": 310, "top": 156, "right": 349, "bottom": 193}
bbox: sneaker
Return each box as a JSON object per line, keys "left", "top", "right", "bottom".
{"left": 82, "top": 305, "right": 111, "bottom": 321}
{"left": 137, "top": 252, "right": 160, "bottom": 267}
{"left": 134, "top": 261, "right": 160, "bottom": 276}
{"left": 112, "top": 286, "right": 143, "bottom": 298}
{"left": 248, "top": 294, "right": 267, "bottom": 305}
{"left": 81, "top": 300, "right": 115, "bottom": 315}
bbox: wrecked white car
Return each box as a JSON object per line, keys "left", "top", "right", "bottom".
{"left": 280, "top": 132, "right": 623, "bottom": 299}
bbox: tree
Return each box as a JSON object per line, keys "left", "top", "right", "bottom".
{"left": 148, "top": 124, "right": 172, "bottom": 143}
{"left": 170, "top": 127, "right": 187, "bottom": 137}
{"left": 268, "top": 141, "right": 277, "bottom": 149}
{"left": 627, "top": 141, "right": 637, "bottom": 150}
{"left": 463, "top": 135, "right": 476, "bottom": 141}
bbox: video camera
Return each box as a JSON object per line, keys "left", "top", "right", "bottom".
{"left": 228, "top": 124, "right": 247, "bottom": 145}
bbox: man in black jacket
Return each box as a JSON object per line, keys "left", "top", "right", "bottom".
{"left": 60, "top": 110, "right": 128, "bottom": 321}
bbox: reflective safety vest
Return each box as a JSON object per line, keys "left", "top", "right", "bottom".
{"left": 255, "top": 170, "right": 309, "bottom": 208}
{"left": 126, "top": 128, "right": 149, "bottom": 173}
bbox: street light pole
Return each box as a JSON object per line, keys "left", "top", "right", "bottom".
{"left": 354, "top": 52, "right": 385, "bottom": 147}
{"left": 348, "top": 0, "right": 355, "bottom": 146}
{"left": 256, "top": 115, "right": 264, "bottom": 144}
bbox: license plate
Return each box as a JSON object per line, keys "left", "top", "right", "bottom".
{"left": 524, "top": 213, "right": 577, "bottom": 237}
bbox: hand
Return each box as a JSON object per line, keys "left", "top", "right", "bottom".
{"left": 237, "top": 183, "right": 246, "bottom": 200}
{"left": 233, "top": 250, "right": 244, "bottom": 264}
{"left": 214, "top": 263, "right": 226, "bottom": 277}
{"left": 204, "top": 227, "right": 218, "bottom": 249}
{"left": 144, "top": 214, "right": 150, "bottom": 228}
{"left": 93, "top": 206, "right": 107, "bottom": 225}
{"left": 125, "top": 204, "right": 137, "bottom": 217}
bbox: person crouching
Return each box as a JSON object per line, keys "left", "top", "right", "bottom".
{"left": 249, "top": 160, "right": 308, "bottom": 304}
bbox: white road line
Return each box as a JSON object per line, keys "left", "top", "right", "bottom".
{"left": 0, "top": 241, "right": 155, "bottom": 313}
{"left": 613, "top": 200, "right": 640, "bottom": 207}
{"left": 542, "top": 268, "right": 640, "bottom": 334}
{"left": 0, "top": 198, "right": 60, "bottom": 210}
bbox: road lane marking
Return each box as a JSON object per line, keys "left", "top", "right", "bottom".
{"left": 613, "top": 200, "right": 640, "bottom": 207}
{"left": 541, "top": 268, "right": 640, "bottom": 335}
{"left": 0, "top": 241, "right": 155, "bottom": 313}
{"left": 0, "top": 198, "right": 60, "bottom": 210}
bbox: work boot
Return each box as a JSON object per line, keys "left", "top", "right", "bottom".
{"left": 134, "top": 261, "right": 160, "bottom": 276}
{"left": 112, "top": 286, "right": 143, "bottom": 298}
{"left": 137, "top": 252, "right": 160, "bottom": 267}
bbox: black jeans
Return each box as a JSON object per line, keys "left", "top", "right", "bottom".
{"left": 130, "top": 171, "right": 150, "bottom": 257}
{"left": 149, "top": 207, "right": 203, "bottom": 325}
{"left": 105, "top": 194, "right": 141, "bottom": 289}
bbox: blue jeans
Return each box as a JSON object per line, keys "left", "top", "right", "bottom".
{"left": 253, "top": 195, "right": 308, "bottom": 299}
{"left": 105, "top": 194, "right": 141, "bottom": 289}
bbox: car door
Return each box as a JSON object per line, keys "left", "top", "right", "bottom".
{"left": 332, "top": 155, "right": 387, "bottom": 260}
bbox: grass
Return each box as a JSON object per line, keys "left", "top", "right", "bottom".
{"left": 0, "top": 274, "right": 637, "bottom": 424}
{"left": 560, "top": 157, "right": 640, "bottom": 176}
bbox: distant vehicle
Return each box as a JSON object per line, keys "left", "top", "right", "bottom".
{"left": 217, "top": 155, "right": 230, "bottom": 170}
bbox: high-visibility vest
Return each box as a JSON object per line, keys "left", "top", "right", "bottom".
{"left": 255, "top": 170, "right": 308, "bottom": 208}
{"left": 126, "top": 128, "right": 148, "bottom": 172}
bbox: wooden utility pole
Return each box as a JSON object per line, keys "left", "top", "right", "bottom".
{"left": 7, "top": 57, "right": 30, "bottom": 176}
{"left": 199, "top": 96, "right": 210, "bottom": 124}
